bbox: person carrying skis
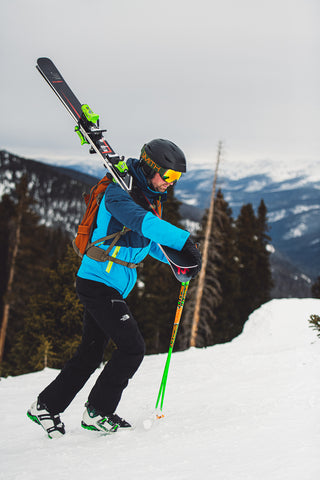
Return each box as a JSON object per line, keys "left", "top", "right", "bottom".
{"left": 27, "top": 139, "right": 201, "bottom": 438}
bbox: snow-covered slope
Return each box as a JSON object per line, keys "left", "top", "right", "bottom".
{"left": 1, "top": 299, "right": 320, "bottom": 480}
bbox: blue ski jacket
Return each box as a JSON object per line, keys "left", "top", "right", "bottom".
{"left": 77, "top": 158, "right": 190, "bottom": 298}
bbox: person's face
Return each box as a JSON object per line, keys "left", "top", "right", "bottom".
{"left": 149, "top": 173, "right": 176, "bottom": 192}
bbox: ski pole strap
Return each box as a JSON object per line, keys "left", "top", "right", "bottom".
{"left": 85, "top": 227, "right": 138, "bottom": 268}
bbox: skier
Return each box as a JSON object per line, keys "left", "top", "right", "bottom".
{"left": 27, "top": 139, "right": 201, "bottom": 438}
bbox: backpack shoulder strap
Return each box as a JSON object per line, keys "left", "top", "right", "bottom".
{"left": 85, "top": 227, "right": 138, "bottom": 268}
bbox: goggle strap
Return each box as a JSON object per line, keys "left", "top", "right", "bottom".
{"left": 141, "top": 146, "right": 181, "bottom": 183}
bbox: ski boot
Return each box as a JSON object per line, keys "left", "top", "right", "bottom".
{"left": 81, "top": 402, "right": 131, "bottom": 434}
{"left": 27, "top": 399, "right": 65, "bottom": 439}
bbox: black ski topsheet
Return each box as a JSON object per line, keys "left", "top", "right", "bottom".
{"left": 36, "top": 57, "right": 198, "bottom": 282}
{"left": 37, "top": 57, "right": 84, "bottom": 124}
{"left": 36, "top": 57, "right": 124, "bottom": 179}
{"left": 160, "top": 245, "right": 198, "bottom": 282}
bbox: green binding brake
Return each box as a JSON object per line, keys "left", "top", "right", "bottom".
{"left": 114, "top": 158, "right": 128, "bottom": 176}
{"left": 81, "top": 104, "right": 99, "bottom": 124}
{"left": 74, "top": 125, "right": 89, "bottom": 145}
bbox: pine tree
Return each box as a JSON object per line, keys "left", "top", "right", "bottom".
{"left": 235, "top": 203, "right": 258, "bottom": 321}
{"left": 235, "top": 201, "right": 273, "bottom": 327}
{"left": 187, "top": 221, "right": 222, "bottom": 347}
{"left": 180, "top": 190, "right": 245, "bottom": 347}
{"left": 188, "top": 142, "right": 222, "bottom": 348}
{"left": 0, "top": 175, "right": 49, "bottom": 364}
{"left": 0, "top": 175, "right": 70, "bottom": 374}
{"left": 0, "top": 195, "right": 16, "bottom": 324}
{"left": 8, "top": 246, "right": 82, "bottom": 375}
{"left": 309, "top": 314, "right": 320, "bottom": 338}
{"left": 210, "top": 190, "right": 242, "bottom": 343}
{"left": 0, "top": 179, "right": 27, "bottom": 362}
{"left": 311, "top": 277, "right": 320, "bottom": 298}
{"left": 180, "top": 194, "right": 273, "bottom": 349}
{"left": 179, "top": 205, "right": 222, "bottom": 349}
{"left": 255, "top": 199, "right": 273, "bottom": 304}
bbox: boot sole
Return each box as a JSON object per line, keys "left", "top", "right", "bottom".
{"left": 81, "top": 421, "right": 116, "bottom": 434}
{"left": 27, "top": 410, "right": 41, "bottom": 425}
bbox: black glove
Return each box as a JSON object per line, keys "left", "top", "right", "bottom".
{"left": 181, "top": 238, "right": 202, "bottom": 278}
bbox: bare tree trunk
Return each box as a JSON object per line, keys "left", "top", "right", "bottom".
{"left": 189, "top": 142, "right": 222, "bottom": 347}
{"left": 44, "top": 340, "right": 49, "bottom": 369}
{"left": 0, "top": 210, "right": 22, "bottom": 363}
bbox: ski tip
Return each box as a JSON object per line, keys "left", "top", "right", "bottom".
{"left": 36, "top": 57, "right": 54, "bottom": 68}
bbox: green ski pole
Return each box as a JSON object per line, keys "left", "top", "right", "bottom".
{"left": 155, "top": 281, "right": 189, "bottom": 418}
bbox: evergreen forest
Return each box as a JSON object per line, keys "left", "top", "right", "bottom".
{"left": 1, "top": 173, "right": 318, "bottom": 377}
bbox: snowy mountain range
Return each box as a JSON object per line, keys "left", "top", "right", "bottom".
{"left": 2, "top": 298, "right": 320, "bottom": 480}
{"left": 0, "top": 150, "right": 319, "bottom": 296}
{"left": 35, "top": 153, "right": 320, "bottom": 281}
{"left": 44, "top": 154, "right": 320, "bottom": 288}
{"left": 176, "top": 168, "right": 320, "bottom": 281}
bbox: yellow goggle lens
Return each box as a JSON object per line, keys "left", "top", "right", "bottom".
{"left": 161, "top": 169, "right": 182, "bottom": 183}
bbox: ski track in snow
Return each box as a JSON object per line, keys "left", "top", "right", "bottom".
{"left": 1, "top": 298, "right": 320, "bottom": 480}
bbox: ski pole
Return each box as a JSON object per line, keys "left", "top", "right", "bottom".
{"left": 155, "top": 281, "right": 189, "bottom": 417}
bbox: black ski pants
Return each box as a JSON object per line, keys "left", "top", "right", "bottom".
{"left": 39, "top": 277, "right": 145, "bottom": 415}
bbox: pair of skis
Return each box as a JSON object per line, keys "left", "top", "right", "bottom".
{"left": 36, "top": 57, "right": 198, "bottom": 283}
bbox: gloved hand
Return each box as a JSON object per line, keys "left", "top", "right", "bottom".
{"left": 181, "top": 237, "right": 202, "bottom": 278}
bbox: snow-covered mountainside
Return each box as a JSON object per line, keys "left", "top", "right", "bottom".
{"left": 1, "top": 298, "right": 320, "bottom": 480}
{"left": 176, "top": 168, "right": 320, "bottom": 280}
{"left": 0, "top": 150, "right": 91, "bottom": 235}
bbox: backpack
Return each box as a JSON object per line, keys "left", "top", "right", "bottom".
{"left": 72, "top": 174, "right": 136, "bottom": 268}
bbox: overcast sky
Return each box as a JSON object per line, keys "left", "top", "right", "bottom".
{"left": 1, "top": 0, "right": 319, "bottom": 175}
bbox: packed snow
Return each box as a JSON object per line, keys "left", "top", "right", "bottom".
{"left": 1, "top": 298, "right": 320, "bottom": 480}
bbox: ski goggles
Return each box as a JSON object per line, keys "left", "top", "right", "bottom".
{"left": 159, "top": 168, "right": 182, "bottom": 184}
{"left": 141, "top": 147, "right": 182, "bottom": 184}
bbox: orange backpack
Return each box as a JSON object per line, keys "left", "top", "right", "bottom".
{"left": 72, "top": 174, "right": 113, "bottom": 257}
{"left": 72, "top": 175, "right": 136, "bottom": 268}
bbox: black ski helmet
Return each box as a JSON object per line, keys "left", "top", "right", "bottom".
{"left": 140, "top": 139, "right": 187, "bottom": 179}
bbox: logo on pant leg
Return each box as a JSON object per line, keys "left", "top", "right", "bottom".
{"left": 120, "top": 314, "right": 130, "bottom": 322}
